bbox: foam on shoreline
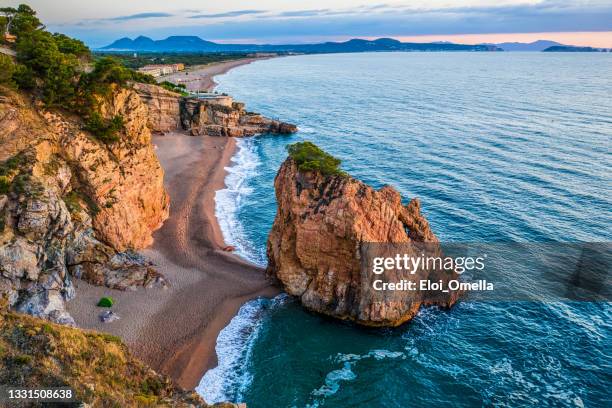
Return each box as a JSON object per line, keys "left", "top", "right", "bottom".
{"left": 197, "top": 294, "right": 288, "bottom": 403}
{"left": 214, "top": 137, "right": 266, "bottom": 266}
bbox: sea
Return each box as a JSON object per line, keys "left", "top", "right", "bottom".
{"left": 198, "top": 53, "right": 611, "bottom": 408}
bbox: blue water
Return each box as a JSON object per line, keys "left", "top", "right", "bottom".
{"left": 200, "top": 53, "right": 612, "bottom": 407}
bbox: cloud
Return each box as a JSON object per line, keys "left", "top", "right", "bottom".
{"left": 107, "top": 12, "right": 174, "bottom": 22}
{"left": 54, "top": 0, "right": 612, "bottom": 47}
{"left": 278, "top": 9, "right": 330, "bottom": 17}
{"left": 189, "top": 10, "right": 267, "bottom": 19}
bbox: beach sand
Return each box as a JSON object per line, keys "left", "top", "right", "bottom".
{"left": 68, "top": 133, "right": 278, "bottom": 389}
{"left": 162, "top": 58, "right": 266, "bottom": 92}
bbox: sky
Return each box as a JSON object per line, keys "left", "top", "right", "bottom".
{"left": 4, "top": 0, "right": 612, "bottom": 48}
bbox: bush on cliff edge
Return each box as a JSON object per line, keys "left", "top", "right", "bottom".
{"left": 287, "top": 141, "right": 346, "bottom": 176}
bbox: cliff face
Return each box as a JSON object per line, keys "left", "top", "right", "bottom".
{"left": 266, "top": 159, "right": 458, "bottom": 326}
{"left": 0, "top": 86, "right": 169, "bottom": 325}
{"left": 181, "top": 98, "right": 297, "bottom": 137}
{"left": 134, "top": 82, "right": 296, "bottom": 137}
{"left": 133, "top": 83, "right": 182, "bottom": 133}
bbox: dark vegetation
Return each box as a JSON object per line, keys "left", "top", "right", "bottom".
{"left": 159, "top": 80, "right": 188, "bottom": 96}
{"left": 0, "top": 4, "right": 156, "bottom": 144}
{"left": 95, "top": 51, "right": 250, "bottom": 69}
{"left": 287, "top": 141, "right": 346, "bottom": 176}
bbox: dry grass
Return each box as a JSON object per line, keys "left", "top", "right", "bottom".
{"left": 0, "top": 305, "right": 210, "bottom": 407}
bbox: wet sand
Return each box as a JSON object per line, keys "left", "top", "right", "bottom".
{"left": 68, "top": 133, "right": 278, "bottom": 389}
{"left": 162, "top": 58, "right": 268, "bottom": 92}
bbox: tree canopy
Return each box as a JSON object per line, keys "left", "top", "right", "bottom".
{"left": 287, "top": 141, "right": 346, "bottom": 176}
{"left": 0, "top": 4, "right": 156, "bottom": 144}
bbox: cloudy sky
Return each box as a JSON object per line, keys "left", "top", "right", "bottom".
{"left": 5, "top": 0, "right": 612, "bottom": 48}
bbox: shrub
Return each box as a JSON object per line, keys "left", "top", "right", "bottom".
{"left": 97, "top": 297, "right": 114, "bottom": 308}
{"left": 159, "top": 81, "right": 188, "bottom": 96}
{"left": 0, "top": 176, "right": 10, "bottom": 194}
{"left": 287, "top": 141, "right": 346, "bottom": 176}
{"left": 84, "top": 113, "right": 124, "bottom": 144}
{"left": 13, "top": 354, "right": 32, "bottom": 365}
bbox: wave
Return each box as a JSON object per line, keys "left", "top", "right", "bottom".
{"left": 214, "top": 138, "right": 266, "bottom": 266}
{"left": 197, "top": 294, "right": 289, "bottom": 404}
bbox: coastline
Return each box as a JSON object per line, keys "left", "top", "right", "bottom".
{"left": 162, "top": 57, "right": 270, "bottom": 92}
{"left": 68, "top": 58, "right": 279, "bottom": 390}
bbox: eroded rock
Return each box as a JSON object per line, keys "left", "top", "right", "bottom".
{"left": 266, "top": 157, "right": 459, "bottom": 327}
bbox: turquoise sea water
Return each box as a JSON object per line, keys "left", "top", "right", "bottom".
{"left": 199, "top": 53, "right": 611, "bottom": 407}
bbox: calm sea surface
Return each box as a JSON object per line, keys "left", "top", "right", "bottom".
{"left": 199, "top": 53, "right": 611, "bottom": 407}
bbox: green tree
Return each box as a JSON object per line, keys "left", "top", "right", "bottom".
{"left": 287, "top": 141, "right": 345, "bottom": 176}
{"left": 52, "top": 33, "right": 89, "bottom": 59}
{"left": 0, "top": 54, "right": 16, "bottom": 86}
{"left": 14, "top": 29, "right": 79, "bottom": 106}
{"left": 2, "top": 4, "right": 42, "bottom": 37}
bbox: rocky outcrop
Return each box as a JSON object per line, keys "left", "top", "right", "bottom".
{"left": 181, "top": 97, "right": 297, "bottom": 137}
{"left": 133, "top": 83, "right": 182, "bottom": 133}
{"left": 0, "top": 86, "right": 169, "bottom": 325}
{"left": 134, "top": 83, "right": 297, "bottom": 137}
{"left": 266, "top": 157, "right": 459, "bottom": 327}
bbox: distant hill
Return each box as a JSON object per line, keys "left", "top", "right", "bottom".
{"left": 487, "top": 40, "right": 565, "bottom": 51}
{"left": 542, "top": 45, "right": 609, "bottom": 52}
{"left": 101, "top": 36, "right": 501, "bottom": 53}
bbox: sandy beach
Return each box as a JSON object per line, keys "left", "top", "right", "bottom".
{"left": 162, "top": 57, "right": 267, "bottom": 92}
{"left": 68, "top": 132, "right": 278, "bottom": 389}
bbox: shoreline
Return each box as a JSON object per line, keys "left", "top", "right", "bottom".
{"left": 68, "top": 58, "right": 281, "bottom": 391}
{"left": 161, "top": 57, "right": 271, "bottom": 92}
{"left": 69, "top": 133, "right": 279, "bottom": 389}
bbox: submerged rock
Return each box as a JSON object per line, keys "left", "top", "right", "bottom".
{"left": 266, "top": 148, "right": 459, "bottom": 327}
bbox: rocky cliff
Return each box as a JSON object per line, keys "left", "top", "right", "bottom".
{"left": 181, "top": 98, "right": 297, "bottom": 137}
{"left": 266, "top": 151, "right": 459, "bottom": 327}
{"left": 133, "top": 83, "right": 182, "bottom": 133}
{"left": 133, "top": 83, "right": 296, "bottom": 136}
{"left": 0, "top": 85, "right": 169, "bottom": 326}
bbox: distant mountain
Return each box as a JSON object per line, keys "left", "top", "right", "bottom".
{"left": 100, "top": 36, "right": 501, "bottom": 53}
{"left": 487, "top": 40, "right": 565, "bottom": 51}
{"left": 543, "top": 45, "right": 609, "bottom": 52}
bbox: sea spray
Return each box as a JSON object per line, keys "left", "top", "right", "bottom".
{"left": 214, "top": 138, "right": 266, "bottom": 266}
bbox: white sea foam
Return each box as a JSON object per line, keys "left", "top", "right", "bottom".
{"left": 214, "top": 137, "right": 265, "bottom": 266}
{"left": 196, "top": 295, "right": 287, "bottom": 404}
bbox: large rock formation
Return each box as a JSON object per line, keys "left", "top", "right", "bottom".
{"left": 266, "top": 156, "right": 459, "bottom": 327}
{"left": 133, "top": 83, "right": 182, "bottom": 133}
{"left": 0, "top": 85, "right": 169, "bottom": 325}
{"left": 133, "top": 82, "right": 296, "bottom": 137}
{"left": 181, "top": 98, "right": 297, "bottom": 137}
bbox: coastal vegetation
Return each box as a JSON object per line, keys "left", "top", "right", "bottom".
{"left": 159, "top": 80, "right": 189, "bottom": 96}
{"left": 0, "top": 299, "right": 208, "bottom": 407}
{"left": 95, "top": 51, "right": 251, "bottom": 69}
{"left": 287, "top": 141, "right": 346, "bottom": 176}
{"left": 0, "top": 4, "right": 156, "bottom": 143}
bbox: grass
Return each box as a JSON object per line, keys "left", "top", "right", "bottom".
{"left": 0, "top": 305, "right": 207, "bottom": 407}
{"left": 287, "top": 141, "right": 346, "bottom": 176}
